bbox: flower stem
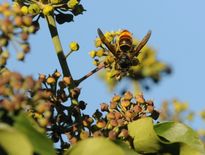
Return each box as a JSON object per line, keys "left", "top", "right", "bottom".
{"left": 75, "top": 63, "right": 105, "bottom": 86}
{"left": 65, "top": 50, "right": 73, "bottom": 59}
{"left": 45, "top": 14, "right": 77, "bottom": 103}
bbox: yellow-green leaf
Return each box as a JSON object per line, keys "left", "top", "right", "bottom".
{"left": 154, "top": 121, "right": 205, "bottom": 155}
{"left": 128, "top": 117, "right": 161, "bottom": 153}
{"left": 0, "top": 123, "right": 33, "bottom": 155}
{"left": 14, "top": 113, "right": 55, "bottom": 155}
{"left": 65, "top": 137, "right": 139, "bottom": 155}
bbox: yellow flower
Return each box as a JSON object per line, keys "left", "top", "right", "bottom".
{"left": 96, "top": 49, "right": 104, "bottom": 57}
{"left": 69, "top": 41, "right": 79, "bottom": 51}
{"left": 95, "top": 38, "right": 102, "bottom": 47}
{"left": 21, "top": 6, "right": 28, "bottom": 15}
{"left": 93, "top": 60, "right": 99, "bottom": 66}
{"left": 89, "top": 50, "right": 96, "bottom": 58}
{"left": 67, "top": 0, "right": 79, "bottom": 9}
{"left": 28, "top": 4, "right": 40, "bottom": 15}
{"left": 106, "top": 56, "right": 115, "bottom": 63}
{"left": 104, "top": 32, "right": 113, "bottom": 42}
{"left": 46, "top": 77, "right": 56, "bottom": 84}
{"left": 43, "top": 5, "right": 54, "bottom": 15}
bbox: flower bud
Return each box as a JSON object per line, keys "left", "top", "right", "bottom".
{"left": 110, "top": 101, "right": 117, "bottom": 109}
{"left": 100, "top": 103, "right": 109, "bottom": 111}
{"left": 112, "top": 95, "right": 121, "bottom": 102}
{"left": 21, "top": 44, "right": 30, "bottom": 54}
{"left": 46, "top": 76, "right": 56, "bottom": 84}
{"left": 1, "top": 50, "right": 9, "bottom": 59}
{"left": 106, "top": 112, "right": 115, "bottom": 120}
{"left": 125, "top": 111, "right": 133, "bottom": 121}
{"left": 133, "top": 105, "right": 141, "bottom": 113}
{"left": 124, "top": 91, "right": 133, "bottom": 100}
{"left": 80, "top": 131, "right": 89, "bottom": 140}
{"left": 110, "top": 119, "right": 118, "bottom": 127}
{"left": 95, "top": 38, "right": 102, "bottom": 47}
{"left": 105, "top": 56, "right": 115, "bottom": 64}
{"left": 14, "top": 16, "right": 23, "bottom": 26}
{"left": 28, "top": 4, "right": 40, "bottom": 15}
{"left": 21, "top": 6, "right": 28, "bottom": 15}
{"left": 69, "top": 41, "right": 79, "bottom": 51}
{"left": 43, "top": 5, "right": 54, "bottom": 15}
{"left": 108, "top": 130, "right": 117, "bottom": 141}
{"left": 96, "top": 120, "right": 106, "bottom": 128}
{"left": 63, "top": 76, "right": 71, "bottom": 86}
{"left": 22, "top": 16, "right": 32, "bottom": 26}
{"left": 117, "top": 119, "right": 124, "bottom": 127}
{"left": 38, "top": 118, "right": 48, "bottom": 127}
{"left": 114, "top": 112, "right": 122, "bottom": 119}
{"left": 67, "top": 0, "right": 79, "bottom": 9}
{"left": 93, "top": 131, "right": 103, "bottom": 137}
{"left": 121, "top": 100, "right": 130, "bottom": 108}
{"left": 96, "top": 49, "right": 104, "bottom": 57}
{"left": 53, "top": 70, "right": 61, "bottom": 78}
{"left": 136, "top": 93, "right": 145, "bottom": 104}
{"left": 89, "top": 50, "right": 96, "bottom": 58}
{"left": 16, "top": 51, "right": 25, "bottom": 61}
{"left": 70, "top": 87, "right": 81, "bottom": 99}
{"left": 39, "top": 74, "right": 46, "bottom": 82}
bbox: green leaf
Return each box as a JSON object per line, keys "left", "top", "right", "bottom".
{"left": 0, "top": 123, "right": 33, "bottom": 155}
{"left": 65, "top": 137, "right": 139, "bottom": 155}
{"left": 14, "top": 113, "right": 56, "bottom": 155}
{"left": 128, "top": 117, "right": 161, "bottom": 153}
{"left": 154, "top": 121, "right": 205, "bottom": 155}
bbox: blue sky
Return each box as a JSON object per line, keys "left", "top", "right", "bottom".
{"left": 8, "top": 0, "right": 205, "bottom": 128}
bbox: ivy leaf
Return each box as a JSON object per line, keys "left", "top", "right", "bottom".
{"left": 13, "top": 113, "right": 55, "bottom": 155}
{"left": 128, "top": 117, "right": 161, "bottom": 153}
{"left": 64, "top": 137, "right": 139, "bottom": 155}
{"left": 154, "top": 121, "right": 205, "bottom": 155}
{"left": 0, "top": 123, "right": 33, "bottom": 155}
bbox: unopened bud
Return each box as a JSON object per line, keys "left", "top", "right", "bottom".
{"left": 63, "top": 76, "right": 71, "bottom": 86}
{"left": 124, "top": 91, "right": 133, "bottom": 100}
{"left": 96, "top": 120, "right": 106, "bottom": 128}
{"left": 46, "top": 76, "right": 56, "bottom": 84}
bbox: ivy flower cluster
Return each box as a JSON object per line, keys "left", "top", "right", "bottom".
{"left": 63, "top": 91, "right": 159, "bottom": 149}
{"left": 0, "top": 3, "right": 38, "bottom": 66}
{"left": 90, "top": 30, "right": 171, "bottom": 90}
{"left": 90, "top": 30, "right": 171, "bottom": 82}
{"left": 0, "top": 71, "right": 52, "bottom": 128}
{"left": 13, "top": 0, "right": 85, "bottom": 24}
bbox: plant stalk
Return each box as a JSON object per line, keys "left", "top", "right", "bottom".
{"left": 45, "top": 14, "right": 77, "bottom": 103}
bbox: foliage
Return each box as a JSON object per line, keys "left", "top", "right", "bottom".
{"left": 0, "top": 1, "right": 204, "bottom": 155}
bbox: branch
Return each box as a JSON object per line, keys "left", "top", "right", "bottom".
{"left": 75, "top": 63, "right": 105, "bottom": 86}
{"left": 45, "top": 14, "right": 77, "bottom": 103}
